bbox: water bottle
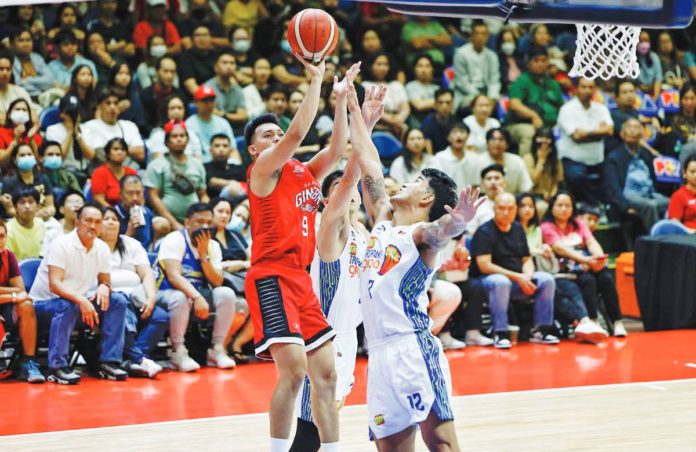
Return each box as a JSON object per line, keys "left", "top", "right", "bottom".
{"left": 675, "top": 138, "right": 682, "bottom": 154}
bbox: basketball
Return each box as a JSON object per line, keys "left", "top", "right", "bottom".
{"left": 287, "top": 8, "right": 339, "bottom": 63}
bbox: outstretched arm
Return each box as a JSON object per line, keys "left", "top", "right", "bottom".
{"left": 252, "top": 53, "right": 325, "bottom": 181}
{"left": 306, "top": 62, "right": 361, "bottom": 180}
{"left": 413, "top": 186, "right": 486, "bottom": 267}
{"left": 348, "top": 84, "right": 389, "bottom": 224}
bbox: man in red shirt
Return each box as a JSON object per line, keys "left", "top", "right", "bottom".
{"left": 132, "top": 0, "right": 182, "bottom": 56}
{"left": 668, "top": 153, "right": 696, "bottom": 233}
{"left": 243, "top": 54, "right": 360, "bottom": 452}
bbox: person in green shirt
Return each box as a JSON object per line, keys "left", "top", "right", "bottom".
{"left": 38, "top": 140, "right": 81, "bottom": 193}
{"left": 400, "top": 16, "right": 452, "bottom": 68}
{"left": 6, "top": 186, "right": 46, "bottom": 261}
{"left": 506, "top": 45, "right": 564, "bottom": 156}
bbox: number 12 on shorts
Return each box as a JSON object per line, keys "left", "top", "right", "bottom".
{"left": 407, "top": 392, "right": 424, "bottom": 411}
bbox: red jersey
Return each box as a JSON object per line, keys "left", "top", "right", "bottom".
{"left": 248, "top": 160, "right": 321, "bottom": 269}
{"left": 668, "top": 185, "right": 696, "bottom": 229}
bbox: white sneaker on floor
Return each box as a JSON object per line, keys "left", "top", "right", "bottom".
{"left": 465, "top": 331, "right": 494, "bottom": 347}
{"left": 171, "top": 347, "right": 200, "bottom": 372}
{"left": 613, "top": 321, "right": 628, "bottom": 337}
{"left": 439, "top": 332, "right": 466, "bottom": 350}
{"left": 141, "top": 357, "right": 163, "bottom": 378}
{"left": 574, "top": 320, "right": 608, "bottom": 344}
{"left": 207, "top": 345, "right": 237, "bottom": 369}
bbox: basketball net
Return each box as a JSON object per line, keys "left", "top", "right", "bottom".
{"left": 569, "top": 24, "right": 641, "bottom": 80}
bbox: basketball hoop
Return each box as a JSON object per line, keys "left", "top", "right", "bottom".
{"left": 569, "top": 24, "right": 641, "bottom": 80}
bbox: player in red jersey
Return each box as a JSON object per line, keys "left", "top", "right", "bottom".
{"left": 243, "top": 53, "right": 360, "bottom": 452}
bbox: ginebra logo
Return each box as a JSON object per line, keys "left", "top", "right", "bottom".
{"left": 295, "top": 186, "right": 322, "bottom": 213}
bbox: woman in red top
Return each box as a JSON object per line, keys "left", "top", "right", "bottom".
{"left": 90, "top": 137, "right": 137, "bottom": 207}
{"left": 0, "top": 98, "right": 41, "bottom": 170}
{"left": 668, "top": 153, "right": 696, "bottom": 233}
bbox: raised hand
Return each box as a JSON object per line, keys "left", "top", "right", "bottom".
{"left": 293, "top": 51, "right": 326, "bottom": 80}
{"left": 362, "top": 84, "right": 387, "bottom": 131}
{"left": 333, "top": 61, "right": 361, "bottom": 99}
{"left": 444, "top": 186, "right": 486, "bottom": 225}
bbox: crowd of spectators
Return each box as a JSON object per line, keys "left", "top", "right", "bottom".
{"left": 2, "top": 0, "right": 696, "bottom": 383}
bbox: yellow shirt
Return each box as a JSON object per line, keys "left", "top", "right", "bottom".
{"left": 7, "top": 217, "right": 46, "bottom": 261}
{"left": 223, "top": 0, "right": 261, "bottom": 31}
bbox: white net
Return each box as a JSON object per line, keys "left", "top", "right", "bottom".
{"left": 569, "top": 24, "right": 641, "bottom": 80}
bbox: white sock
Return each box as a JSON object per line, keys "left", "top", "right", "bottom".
{"left": 270, "top": 438, "right": 289, "bottom": 452}
{"left": 320, "top": 442, "right": 340, "bottom": 452}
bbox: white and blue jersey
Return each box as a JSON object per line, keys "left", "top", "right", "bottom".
{"left": 360, "top": 221, "right": 454, "bottom": 439}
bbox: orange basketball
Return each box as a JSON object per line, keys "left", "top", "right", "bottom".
{"left": 287, "top": 8, "right": 339, "bottom": 63}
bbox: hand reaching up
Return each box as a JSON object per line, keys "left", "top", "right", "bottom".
{"left": 445, "top": 186, "right": 486, "bottom": 225}
{"left": 362, "top": 84, "right": 387, "bottom": 131}
{"left": 333, "top": 61, "right": 361, "bottom": 99}
{"left": 293, "top": 51, "right": 326, "bottom": 80}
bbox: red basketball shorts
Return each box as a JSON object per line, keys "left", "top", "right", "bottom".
{"left": 246, "top": 263, "right": 334, "bottom": 359}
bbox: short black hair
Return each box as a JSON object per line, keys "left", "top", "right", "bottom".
{"left": 527, "top": 44, "right": 548, "bottom": 61}
{"left": 120, "top": 174, "right": 143, "bottom": 189}
{"left": 265, "top": 83, "right": 288, "bottom": 99}
{"left": 210, "top": 133, "right": 231, "bottom": 146}
{"left": 321, "top": 170, "right": 344, "bottom": 198}
{"left": 186, "top": 202, "right": 212, "bottom": 219}
{"left": 450, "top": 123, "right": 470, "bottom": 135}
{"left": 97, "top": 87, "right": 119, "bottom": 105}
{"left": 413, "top": 53, "right": 435, "bottom": 69}
{"left": 578, "top": 202, "right": 602, "bottom": 218}
{"left": 216, "top": 49, "right": 236, "bottom": 63}
{"left": 434, "top": 88, "right": 454, "bottom": 100}
{"left": 422, "top": 168, "right": 459, "bottom": 223}
{"left": 480, "top": 163, "right": 505, "bottom": 179}
{"left": 38, "top": 140, "right": 62, "bottom": 157}
{"left": 78, "top": 201, "right": 104, "bottom": 219}
{"left": 683, "top": 153, "right": 696, "bottom": 172}
{"left": 12, "top": 186, "right": 40, "bottom": 206}
{"left": 59, "top": 189, "right": 85, "bottom": 208}
{"left": 156, "top": 56, "right": 176, "bottom": 71}
{"left": 485, "top": 127, "right": 511, "bottom": 144}
{"left": 614, "top": 78, "right": 636, "bottom": 96}
{"left": 244, "top": 113, "right": 280, "bottom": 148}
{"left": 54, "top": 28, "right": 78, "bottom": 45}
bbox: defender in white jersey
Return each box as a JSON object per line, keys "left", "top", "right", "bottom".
{"left": 349, "top": 85, "right": 485, "bottom": 450}
{"left": 291, "top": 83, "right": 381, "bottom": 452}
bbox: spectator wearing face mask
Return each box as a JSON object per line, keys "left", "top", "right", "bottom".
{"left": 1, "top": 143, "right": 55, "bottom": 221}
{"left": 0, "top": 98, "right": 41, "bottom": 169}
{"left": 37, "top": 140, "right": 82, "bottom": 195}
{"left": 228, "top": 27, "right": 257, "bottom": 86}
{"left": 136, "top": 35, "right": 178, "bottom": 90}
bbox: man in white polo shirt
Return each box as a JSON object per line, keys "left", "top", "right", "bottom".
{"left": 31, "top": 203, "right": 128, "bottom": 385}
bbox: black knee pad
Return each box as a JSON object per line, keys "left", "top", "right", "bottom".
{"left": 289, "top": 417, "right": 321, "bottom": 452}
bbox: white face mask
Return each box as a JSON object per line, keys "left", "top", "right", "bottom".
{"left": 501, "top": 42, "right": 516, "bottom": 57}
{"left": 150, "top": 44, "right": 168, "bottom": 59}
{"left": 10, "top": 110, "right": 30, "bottom": 125}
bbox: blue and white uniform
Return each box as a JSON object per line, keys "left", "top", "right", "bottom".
{"left": 361, "top": 221, "right": 453, "bottom": 439}
{"left": 296, "top": 226, "right": 366, "bottom": 422}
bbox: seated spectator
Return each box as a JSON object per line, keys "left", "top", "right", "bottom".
{"left": 604, "top": 118, "right": 670, "bottom": 232}
{"left": 65, "top": 64, "right": 97, "bottom": 121}
{"left": 657, "top": 32, "right": 687, "bottom": 90}
{"left": 141, "top": 57, "right": 185, "bottom": 134}
{"left": 153, "top": 202, "right": 239, "bottom": 371}
{"left": 41, "top": 190, "right": 84, "bottom": 257}
{"left": 186, "top": 85, "right": 236, "bottom": 163}
{"left": 5, "top": 5, "right": 46, "bottom": 57}
{"left": 636, "top": 31, "right": 663, "bottom": 97}
{"left": 45, "top": 95, "right": 96, "bottom": 177}
{"left": 0, "top": 218, "right": 44, "bottom": 383}
{"left": 82, "top": 88, "right": 145, "bottom": 167}
{"left": 100, "top": 207, "right": 167, "bottom": 378}
{"left": 205, "top": 51, "right": 248, "bottom": 134}
{"left": 270, "top": 24, "right": 311, "bottom": 90}
{"left": 523, "top": 128, "right": 564, "bottom": 207}
{"left": 47, "top": 3, "right": 86, "bottom": 46}
{"left": 85, "top": 31, "right": 120, "bottom": 91}
{"left": 223, "top": 0, "right": 268, "bottom": 33}
{"left": 210, "top": 197, "right": 252, "bottom": 362}
{"left": 362, "top": 52, "right": 410, "bottom": 137}
{"left": 232, "top": 197, "right": 251, "bottom": 245}
{"left": 30, "top": 203, "right": 129, "bottom": 384}
{"left": 557, "top": 78, "right": 613, "bottom": 204}
{"left": 517, "top": 192, "right": 608, "bottom": 343}
{"left": 466, "top": 164, "right": 506, "bottom": 236}
{"left": 263, "top": 84, "right": 290, "bottom": 131}
{"left": 115, "top": 174, "right": 170, "bottom": 251}
{"left": 475, "top": 128, "right": 533, "bottom": 194}
{"left": 421, "top": 88, "right": 457, "bottom": 154}
{"left": 145, "top": 120, "right": 209, "bottom": 229}
{"left": 178, "top": 25, "right": 219, "bottom": 97}
{"left": 38, "top": 140, "right": 81, "bottom": 194}
{"left": 11, "top": 28, "right": 54, "bottom": 99}
{"left": 47, "top": 29, "right": 98, "bottom": 92}
{"left": 136, "top": 35, "right": 178, "bottom": 91}
{"left": 132, "top": 0, "right": 182, "bottom": 56}
{"left": 427, "top": 279, "right": 465, "bottom": 349}
{"left": 86, "top": 0, "right": 135, "bottom": 60}
{"left": 2, "top": 144, "right": 54, "bottom": 220}
{"left": 0, "top": 98, "right": 42, "bottom": 168}
{"left": 405, "top": 54, "right": 439, "bottom": 126}
{"left": 607, "top": 79, "right": 662, "bottom": 152}
{"left": 356, "top": 28, "right": 406, "bottom": 84}
{"left": 471, "top": 192, "right": 559, "bottom": 349}
{"left": 205, "top": 134, "right": 246, "bottom": 200}
{"left": 5, "top": 187, "right": 45, "bottom": 261}
{"left": 179, "top": 0, "right": 229, "bottom": 50}
{"left": 229, "top": 27, "right": 256, "bottom": 86}
{"left": 506, "top": 45, "right": 564, "bottom": 156}
{"left": 669, "top": 83, "right": 696, "bottom": 162}
{"left": 401, "top": 16, "right": 451, "bottom": 68}
{"left": 434, "top": 124, "right": 479, "bottom": 190}
{"left": 91, "top": 138, "right": 139, "bottom": 208}
{"left": 667, "top": 153, "right": 696, "bottom": 233}
{"left": 284, "top": 90, "right": 321, "bottom": 160}
{"left": 541, "top": 191, "right": 627, "bottom": 337}
{"left": 109, "top": 63, "right": 144, "bottom": 128}
{"left": 578, "top": 204, "right": 602, "bottom": 233}
{"left": 242, "top": 57, "right": 271, "bottom": 121}
{"left": 147, "top": 94, "right": 203, "bottom": 160}
{"left": 497, "top": 27, "right": 523, "bottom": 93}
{"left": 464, "top": 95, "right": 501, "bottom": 154}
{"left": 453, "top": 21, "right": 501, "bottom": 110}
{"left": 0, "top": 51, "right": 34, "bottom": 125}
{"left": 389, "top": 128, "right": 440, "bottom": 184}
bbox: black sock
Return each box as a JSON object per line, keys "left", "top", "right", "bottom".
{"left": 289, "top": 417, "right": 321, "bottom": 452}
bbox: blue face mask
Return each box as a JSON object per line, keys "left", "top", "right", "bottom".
{"left": 226, "top": 214, "right": 245, "bottom": 233}
{"left": 17, "top": 155, "right": 37, "bottom": 172}
{"left": 43, "top": 155, "right": 62, "bottom": 170}
{"left": 281, "top": 39, "right": 292, "bottom": 54}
